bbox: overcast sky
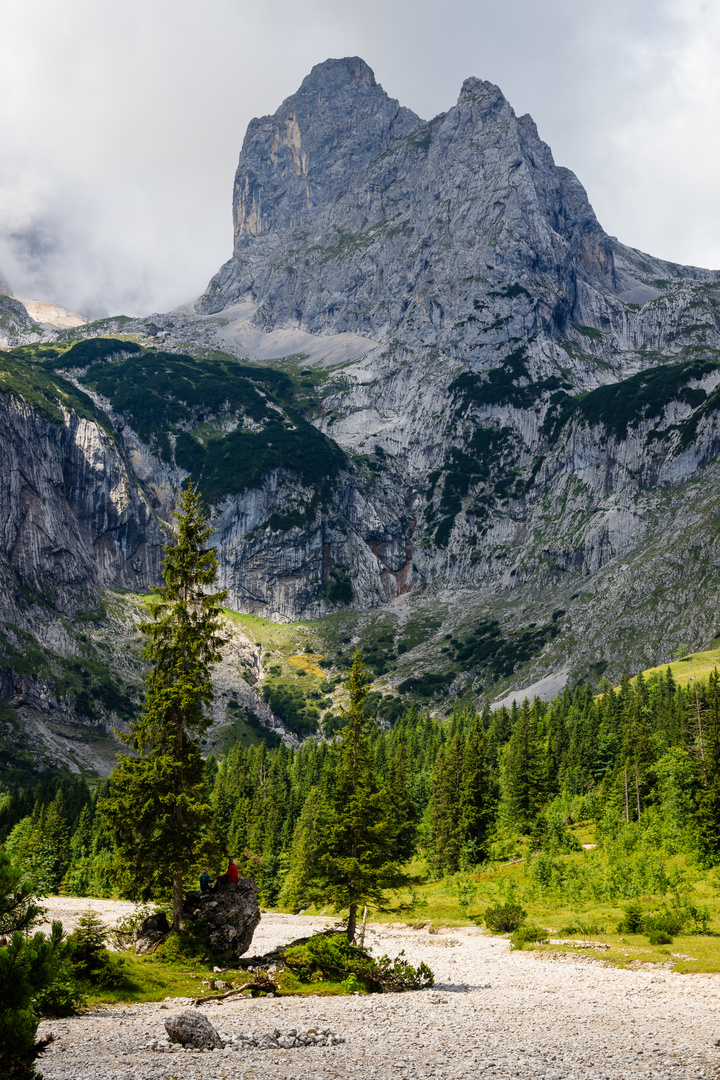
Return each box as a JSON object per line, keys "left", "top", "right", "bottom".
{"left": 1, "top": 0, "right": 718, "bottom": 317}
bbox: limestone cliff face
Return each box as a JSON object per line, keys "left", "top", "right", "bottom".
{"left": 190, "top": 57, "right": 720, "bottom": 630}
{"left": 231, "top": 56, "right": 420, "bottom": 243}
{"left": 0, "top": 295, "right": 42, "bottom": 346}
{"left": 201, "top": 64, "right": 622, "bottom": 344}
{"left": 0, "top": 393, "right": 165, "bottom": 618}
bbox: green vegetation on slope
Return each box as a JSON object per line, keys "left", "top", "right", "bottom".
{"left": 76, "top": 345, "right": 346, "bottom": 502}
{"left": 0, "top": 348, "right": 115, "bottom": 437}
{"left": 1, "top": 339, "right": 348, "bottom": 507}
{"left": 543, "top": 357, "right": 720, "bottom": 444}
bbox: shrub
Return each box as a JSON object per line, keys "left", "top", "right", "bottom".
{"left": 281, "top": 932, "right": 433, "bottom": 993}
{"left": 559, "top": 919, "right": 606, "bottom": 936}
{"left": 684, "top": 903, "right": 711, "bottom": 934}
{"left": 0, "top": 921, "right": 70, "bottom": 1078}
{"left": 155, "top": 920, "right": 211, "bottom": 963}
{"left": 648, "top": 930, "right": 673, "bottom": 945}
{"left": 373, "top": 950, "right": 434, "bottom": 992}
{"left": 617, "top": 901, "right": 644, "bottom": 933}
{"left": 483, "top": 902, "right": 527, "bottom": 933}
{"left": 510, "top": 924, "right": 547, "bottom": 949}
{"left": 69, "top": 910, "right": 107, "bottom": 973}
{"left": 33, "top": 959, "right": 86, "bottom": 1017}
{"left": 640, "top": 907, "right": 685, "bottom": 937}
{"left": 66, "top": 910, "right": 127, "bottom": 990}
{"left": 107, "top": 904, "right": 153, "bottom": 951}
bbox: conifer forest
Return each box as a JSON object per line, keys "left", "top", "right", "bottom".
{"left": 4, "top": 664, "right": 720, "bottom": 918}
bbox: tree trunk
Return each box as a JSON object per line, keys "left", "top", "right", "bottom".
{"left": 347, "top": 902, "right": 357, "bottom": 943}
{"left": 635, "top": 762, "right": 641, "bottom": 821}
{"left": 172, "top": 870, "right": 184, "bottom": 932}
{"left": 359, "top": 905, "right": 368, "bottom": 948}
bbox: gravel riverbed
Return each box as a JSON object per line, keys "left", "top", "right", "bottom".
{"left": 36, "top": 900, "right": 720, "bottom": 1080}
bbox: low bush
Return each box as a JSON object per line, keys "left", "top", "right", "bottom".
{"left": 1, "top": 921, "right": 71, "bottom": 1077}
{"left": 66, "top": 910, "right": 128, "bottom": 990}
{"left": 640, "top": 907, "right": 685, "bottom": 937}
{"left": 558, "top": 919, "right": 606, "bottom": 936}
{"left": 482, "top": 902, "right": 527, "bottom": 933}
{"left": 155, "top": 919, "right": 211, "bottom": 964}
{"left": 373, "top": 950, "right": 434, "bottom": 992}
{"left": 648, "top": 930, "right": 673, "bottom": 945}
{"left": 33, "top": 960, "right": 86, "bottom": 1017}
{"left": 107, "top": 904, "right": 154, "bottom": 950}
{"left": 617, "top": 901, "right": 644, "bottom": 933}
{"left": 684, "top": 903, "right": 712, "bottom": 934}
{"left": 510, "top": 924, "right": 547, "bottom": 949}
{"left": 281, "top": 932, "right": 433, "bottom": 993}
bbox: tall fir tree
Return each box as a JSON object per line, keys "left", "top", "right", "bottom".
{"left": 429, "top": 734, "right": 464, "bottom": 874}
{"left": 505, "top": 699, "right": 544, "bottom": 832}
{"left": 460, "top": 714, "right": 496, "bottom": 863}
{"left": 104, "top": 484, "right": 227, "bottom": 929}
{"left": 315, "top": 653, "right": 411, "bottom": 941}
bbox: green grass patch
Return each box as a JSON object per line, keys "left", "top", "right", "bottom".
{"left": 630, "top": 646, "right": 720, "bottom": 690}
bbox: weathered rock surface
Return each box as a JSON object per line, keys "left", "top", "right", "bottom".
{"left": 164, "top": 1010, "right": 221, "bottom": 1049}
{"left": 0, "top": 294, "right": 43, "bottom": 345}
{"left": 133, "top": 910, "right": 170, "bottom": 953}
{"left": 183, "top": 878, "right": 261, "bottom": 962}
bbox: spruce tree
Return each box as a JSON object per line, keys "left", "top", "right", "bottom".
{"left": 505, "top": 699, "right": 543, "bottom": 832}
{"left": 278, "top": 785, "right": 332, "bottom": 910}
{"left": 104, "top": 484, "right": 227, "bottom": 929}
{"left": 0, "top": 849, "right": 68, "bottom": 1080}
{"left": 315, "top": 653, "right": 411, "bottom": 941}
{"left": 429, "top": 734, "right": 464, "bottom": 874}
{"left": 460, "top": 714, "right": 496, "bottom": 863}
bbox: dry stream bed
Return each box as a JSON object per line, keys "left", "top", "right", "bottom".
{"left": 36, "top": 901, "right": 720, "bottom": 1080}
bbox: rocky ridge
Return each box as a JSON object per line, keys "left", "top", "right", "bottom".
{"left": 114, "top": 62, "right": 720, "bottom": 669}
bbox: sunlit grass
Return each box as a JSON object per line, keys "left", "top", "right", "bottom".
{"left": 631, "top": 646, "right": 720, "bottom": 689}
{"left": 293, "top": 843, "right": 720, "bottom": 974}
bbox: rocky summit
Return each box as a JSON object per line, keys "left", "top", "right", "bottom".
{"left": 3, "top": 56, "right": 720, "bottom": 774}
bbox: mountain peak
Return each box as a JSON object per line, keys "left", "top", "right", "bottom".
{"left": 299, "top": 55, "right": 377, "bottom": 93}
{"left": 231, "top": 57, "right": 421, "bottom": 242}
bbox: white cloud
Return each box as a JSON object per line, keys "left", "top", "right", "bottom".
{"left": 0, "top": 0, "right": 717, "bottom": 315}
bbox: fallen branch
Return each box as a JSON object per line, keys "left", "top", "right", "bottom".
{"left": 193, "top": 978, "right": 278, "bottom": 1006}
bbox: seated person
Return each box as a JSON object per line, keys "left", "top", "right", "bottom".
{"left": 199, "top": 867, "right": 211, "bottom": 893}
{"left": 214, "top": 857, "right": 239, "bottom": 889}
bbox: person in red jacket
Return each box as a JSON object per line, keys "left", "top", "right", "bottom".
{"left": 213, "top": 857, "right": 239, "bottom": 889}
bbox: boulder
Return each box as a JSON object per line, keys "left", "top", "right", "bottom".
{"left": 165, "top": 1010, "right": 221, "bottom": 1049}
{"left": 183, "top": 877, "right": 260, "bottom": 962}
{"left": 133, "top": 910, "right": 170, "bottom": 953}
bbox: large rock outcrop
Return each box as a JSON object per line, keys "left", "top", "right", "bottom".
{"left": 183, "top": 878, "right": 261, "bottom": 962}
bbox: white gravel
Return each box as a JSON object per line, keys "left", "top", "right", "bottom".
{"left": 36, "top": 900, "right": 720, "bottom": 1079}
